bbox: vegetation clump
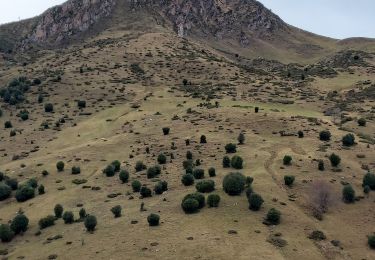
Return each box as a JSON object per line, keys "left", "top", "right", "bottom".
{"left": 207, "top": 194, "right": 220, "bottom": 207}
{"left": 223, "top": 172, "right": 246, "bottom": 196}
{"left": 195, "top": 180, "right": 215, "bottom": 193}
{"left": 147, "top": 214, "right": 160, "bottom": 226}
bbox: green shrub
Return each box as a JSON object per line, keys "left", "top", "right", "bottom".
{"left": 62, "top": 211, "right": 74, "bottom": 224}
{"left": 186, "top": 151, "right": 193, "bottom": 160}
{"left": 131, "top": 180, "right": 141, "bottom": 192}
{"left": 0, "top": 183, "right": 12, "bottom": 201}
{"left": 84, "top": 215, "right": 97, "bottom": 232}
{"left": 111, "top": 205, "right": 122, "bottom": 218}
{"left": 157, "top": 153, "right": 167, "bottom": 164}
{"left": 284, "top": 175, "right": 295, "bottom": 186}
{"left": 200, "top": 135, "right": 207, "bottom": 144}
{"left": 223, "top": 156, "right": 231, "bottom": 168}
{"left": 15, "top": 185, "right": 35, "bottom": 202}
{"left": 103, "top": 165, "right": 115, "bottom": 177}
{"left": 44, "top": 103, "right": 54, "bottom": 112}
{"left": 183, "top": 160, "right": 194, "bottom": 170}
{"left": 196, "top": 180, "right": 215, "bottom": 193}
{"left": 56, "top": 161, "right": 65, "bottom": 172}
{"left": 0, "top": 224, "right": 14, "bottom": 242}
{"left": 248, "top": 193, "right": 264, "bottom": 211}
{"left": 329, "top": 153, "right": 341, "bottom": 167}
{"left": 342, "top": 185, "right": 355, "bottom": 203}
{"left": 245, "top": 186, "right": 253, "bottom": 199}
{"left": 147, "top": 214, "right": 160, "bottom": 226}
{"left": 147, "top": 165, "right": 161, "bottom": 179}
{"left": 208, "top": 167, "right": 216, "bottom": 177}
{"left": 10, "top": 214, "right": 29, "bottom": 234}
{"left": 77, "top": 100, "right": 86, "bottom": 108}
{"left": 245, "top": 176, "right": 254, "bottom": 186}
{"left": 181, "top": 198, "right": 200, "bottom": 214}
{"left": 39, "top": 215, "right": 56, "bottom": 229}
{"left": 162, "top": 127, "right": 170, "bottom": 135}
{"left": 4, "top": 121, "right": 12, "bottom": 128}
{"left": 119, "top": 170, "right": 129, "bottom": 183}
{"left": 342, "top": 133, "right": 355, "bottom": 147}
{"left": 140, "top": 186, "right": 152, "bottom": 198}
{"left": 79, "top": 208, "right": 87, "bottom": 219}
{"left": 181, "top": 174, "right": 194, "bottom": 186}
{"left": 135, "top": 161, "right": 147, "bottom": 172}
{"left": 266, "top": 208, "right": 281, "bottom": 225}
{"left": 207, "top": 194, "right": 220, "bottom": 207}
{"left": 5, "top": 178, "right": 18, "bottom": 190}
{"left": 111, "top": 160, "right": 121, "bottom": 172}
{"left": 0, "top": 171, "right": 4, "bottom": 181}
{"left": 368, "top": 235, "right": 375, "bottom": 249}
{"left": 283, "top": 155, "right": 292, "bottom": 165}
{"left": 71, "top": 166, "right": 81, "bottom": 175}
{"left": 183, "top": 193, "right": 205, "bottom": 209}
{"left": 358, "top": 118, "right": 366, "bottom": 127}
{"left": 231, "top": 155, "right": 243, "bottom": 169}
{"left": 38, "top": 185, "right": 45, "bottom": 195}
{"left": 319, "top": 130, "right": 331, "bottom": 141}
{"left": 193, "top": 169, "right": 205, "bottom": 179}
{"left": 238, "top": 133, "right": 245, "bottom": 144}
{"left": 54, "top": 204, "right": 64, "bottom": 218}
{"left": 225, "top": 143, "right": 237, "bottom": 153}
{"left": 318, "top": 160, "right": 325, "bottom": 171}
{"left": 154, "top": 181, "right": 168, "bottom": 195}
{"left": 364, "top": 185, "right": 371, "bottom": 194}
{"left": 298, "top": 131, "right": 304, "bottom": 138}
{"left": 27, "top": 178, "right": 38, "bottom": 189}
{"left": 223, "top": 172, "right": 246, "bottom": 195}
{"left": 362, "top": 172, "right": 375, "bottom": 190}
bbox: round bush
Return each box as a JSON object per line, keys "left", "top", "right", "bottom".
{"left": 329, "top": 153, "right": 341, "bottom": 167}
{"left": 77, "top": 100, "right": 86, "bottom": 108}
{"left": 27, "top": 178, "right": 38, "bottom": 189}
{"left": 245, "top": 186, "right": 254, "bottom": 199}
{"left": 10, "top": 214, "right": 29, "bottom": 234}
{"left": 200, "top": 135, "right": 207, "bottom": 144}
{"left": 284, "top": 175, "right": 295, "bottom": 186}
{"left": 342, "top": 185, "right": 355, "bottom": 203}
{"left": 4, "top": 121, "right": 12, "bottom": 129}
{"left": 358, "top": 118, "right": 366, "bottom": 127}
{"left": 362, "top": 172, "right": 375, "bottom": 190}
{"left": 56, "top": 161, "right": 65, "bottom": 172}
{"left": 225, "top": 143, "right": 237, "bottom": 153}
{"left": 283, "top": 155, "right": 292, "bottom": 165}
{"left": 147, "top": 166, "right": 161, "bottom": 179}
{"left": 342, "top": 133, "right": 355, "bottom": 147}
{"left": 319, "top": 130, "right": 331, "bottom": 141}
{"left": 193, "top": 169, "right": 205, "bottom": 179}
{"left": 181, "top": 174, "right": 194, "bottom": 186}
{"left": 119, "top": 170, "right": 129, "bottom": 183}
{"left": 231, "top": 155, "right": 243, "bottom": 169}
{"left": 103, "top": 165, "right": 115, "bottom": 177}
{"left": 248, "top": 193, "right": 264, "bottom": 211}
{"left": 15, "top": 185, "right": 35, "bottom": 202}
{"left": 0, "top": 224, "right": 14, "bottom": 242}
{"left": 111, "top": 160, "right": 121, "bottom": 172}
{"left": 368, "top": 235, "right": 375, "bottom": 249}
{"left": 132, "top": 180, "right": 142, "bottom": 192}
{"left": 208, "top": 167, "right": 216, "bottom": 177}
{"left": 38, "top": 185, "right": 45, "bottom": 195}
{"left": 207, "top": 194, "right": 220, "bottom": 207}
{"left": 140, "top": 186, "right": 152, "bottom": 198}
{"left": 0, "top": 183, "right": 12, "bottom": 201}
{"left": 44, "top": 103, "right": 54, "bottom": 113}
{"left": 195, "top": 180, "right": 215, "bottom": 193}
{"left": 298, "top": 131, "right": 304, "bottom": 138}
{"left": 135, "top": 161, "right": 147, "bottom": 172}
{"left": 266, "top": 208, "right": 281, "bottom": 225}
{"left": 147, "top": 214, "right": 160, "bottom": 226}
{"left": 318, "top": 160, "right": 325, "bottom": 171}
{"left": 223, "top": 172, "right": 246, "bottom": 196}
{"left": 39, "top": 215, "right": 56, "bottom": 229}
{"left": 186, "top": 151, "right": 193, "bottom": 160}
{"left": 62, "top": 211, "right": 74, "bottom": 224}
{"left": 79, "top": 208, "right": 87, "bottom": 219}
{"left": 71, "top": 166, "right": 81, "bottom": 175}
{"left": 5, "top": 178, "right": 18, "bottom": 190}
{"left": 54, "top": 204, "right": 64, "bottom": 218}
{"left": 181, "top": 198, "right": 200, "bottom": 214}
{"left": 84, "top": 215, "right": 97, "bottom": 232}
{"left": 162, "top": 127, "right": 170, "bottom": 135}
{"left": 223, "top": 156, "right": 231, "bottom": 168}
{"left": 238, "top": 133, "right": 245, "bottom": 144}
{"left": 245, "top": 176, "right": 254, "bottom": 186}
{"left": 183, "top": 193, "right": 205, "bottom": 209}
{"left": 111, "top": 205, "right": 122, "bottom": 218}
{"left": 157, "top": 153, "right": 167, "bottom": 164}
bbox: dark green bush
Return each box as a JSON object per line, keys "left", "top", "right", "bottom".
{"left": 318, "top": 160, "right": 325, "bottom": 171}
{"left": 183, "top": 193, "right": 205, "bottom": 209}
{"left": 329, "top": 153, "right": 341, "bottom": 167}
{"left": 225, "top": 143, "right": 237, "bottom": 153}
{"left": 154, "top": 181, "right": 168, "bottom": 195}
{"left": 248, "top": 193, "right": 264, "bottom": 211}
{"left": 56, "top": 161, "right": 65, "bottom": 172}
{"left": 147, "top": 214, "right": 160, "bottom": 226}
{"left": 342, "top": 185, "right": 355, "bottom": 203}
{"left": 54, "top": 204, "right": 64, "bottom": 218}
{"left": 10, "top": 214, "right": 29, "bottom": 234}
{"left": 245, "top": 176, "right": 254, "bottom": 186}
{"left": 181, "top": 174, "right": 194, "bottom": 186}
{"left": 223, "top": 156, "right": 231, "bottom": 168}
{"left": 162, "top": 127, "right": 170, "bottom": 135}
{"left": 186, "top": 151, "right": 193, "bottom": 160}
{"left": 39, "top": 215, "right": 56, "bottom": 229}
{"left": 111, "top": 205, "right": 122, "bottom": 218}
{"left": 238, "top": 133, "right": 245, "bottom": 144}
{"left": 208, "top": 167, "right": 216, "bottom": 177}
{"left": 342, "top": 133, "right": 355, "bottom": 147}
{"left": 193, "top": 169, "right": 205, "bottom": 179}
{"left": 119, "top": 170, "right": 129, "bottom": 183}
{"left": 62, "top": 211, "right": 74, "bottom": 224}
{"left": 181, "top": 198, "right": 200, "bottom": 214}
{"left": 319, "top": 130, "right": 331, "bottom": 141}
{"left": 266, "top": 208, "right": 281, "bottom": 225}
{"left": 140, "top": 186, "right": 152, "bottom": 198}
{"left": 0, "top": 224, "right": 14, "bottom": 242}
{"left": 284, "top": 175, "right": 295, "bottom": 186}
{"left": 147, "top": 165, "right": 161, "bottom": 179}
{"left": 77, "top": 100, "right": 86, "bottom": 108}
{"left": 111, "top": 160, "right": 121, "bottom": 172}
{"left": 79, "top": 208, "right": 87, "bottom": 219}
{"left": 298, "top": 131, "right": 304, "bottom": 138}
{"left": 157, "top": 153, "right": 167, "bottom": 164}
{"left": 223, "top": 172, "right": 246, "bottom": 195}
{"left": 362, "top": 172, "right": 375, "bottom": 190}
{"left": 27, "top": 178, "right": 38, "bottom": 189}
{"left": 231, "top": 155, "right": 243, "bottom": 169}
{"left": 200, "top": 135, "right": 207, "bottom": 144}
{"left": 103, "top": 165, "right": 115, "bottom": 177}
{"left": 135, "top": 161, "right": 147, "bottom": 172}
{"left": 245, "top": 186, "right": 253, "bottom": 199}
{"left": 195, "top": 180, "right": 215, "bottom": 193}
{"left": 207, "top": 194, "right": 220, "bottom": 207}
{"left": 364, "top": 185, "right": 370, "bottom": 194}
{"left": 0, "top": 183, "right": 11, "bottom": 201}
{"left": 84, "top": 215, "right": 97, "bottom": 232}
{"left": 44, "top": 103, "right": 54, "bottom": 112}
{"left": 368, "top": 235, "right": 375, "bottom": 249}
{"left": 358, "top": 118, "right": 366, "bottom": 127}
{"left": 131, "top": 180, "right": 141, "bottom": 192}
{"left": 183, "top": 160, "right": 194, "bottom": 170}
{"left": 4, "top": 121, "right": 12, "bottom": 128}
{"left": 38, "top": 185, "right": 45, "bottom": 195}
{"left": 283, "top": 155, "right": 292, "bottom": 165}
{"left": 5, "top": 178, "right": 18, "bottom": 190}
{"left": 71, "top": 166, "right": 81, "bottom": 175}
{"left": 15, "top": 185, "right": 35, "bottom": 202}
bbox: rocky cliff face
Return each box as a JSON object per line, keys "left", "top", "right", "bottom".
{"left": 23, "top": 0, "right": 116, "bottom": 46}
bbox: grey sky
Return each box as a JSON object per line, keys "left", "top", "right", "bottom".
{"left": 0, "top": 0, "right": 374, "bottom": 39}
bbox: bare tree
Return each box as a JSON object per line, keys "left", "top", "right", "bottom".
{"left": 309, "top": 180, "right": 335, "bottom": 220}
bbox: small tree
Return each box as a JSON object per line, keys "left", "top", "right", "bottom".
{"left": 147, "top": 214, "right": 160, "bottom": 226}
{"left": 181, "top": 198, "right": 200, "bottom": 214}
{"left": 283, "top": 155, "right": 292, "bottom": 165}
{"left": 248, "top": 193, "right": 264, "bottom": 211}
{"left": 193, "top": 169, "right": 205, "bottom": 179}
{"left": 15, "top": 185, "right": 35, "bottom": 202}
{"left": 298, "top": 131, "right": 304, "bottom": 138}
{"left": 44, "top": 103, "right": 54, "bottom": 113}
{"left": 200, "top": 135, "right": 207, "bottom": 144}
{"left": 238, "top": 133, "right": 245, "bottom": 144}
{"left": 71, "top": 166, "right": 81, "bottom": 175}
{"left": 195, "top": 180, "right": 215, "bottom": 193}
{"left": 319, "top": 130, "right": 331, "bottom": 141}
{"left": 38, "top": 185, "right": 45, "bottom": 195}
{"left": 342, "top": 185, "right": 355, "bottom": 203}
{"left": 208, "top": 167, "right": 216, "bottom": 177}
{"left": 38, "top": 215, "right": 56, "bottom": 229}
{"left": 358, "top": 118, "right": 366, "bottom": 127}
{"left": 132, "top": 180, "right": 142, "bottom": 192}
{"left": 231, "top": 155, "right": 243, "bottom": 169}
{"left": 157, "top": 153, "right": 167, "bottom": 164}
{"left": 0, "top": 224, "right": 14, "bottom": 242}
{"left": 10, "top": 214, "right": 29, "bottom": 234}
{"left": 162, "top": 127, "right": 170, "bottom": 135}
{"left": 223, "top": 172, "right": 246, "bottom": 195}
{"left": 362, "top": 172, "right": 375, "bottom": 190}
{"left": 186, "top": 151, "right": 193, "bottom": 160}
{"left": 56, "top": 161, "right": 65, "bottom": 172}
{"left": 119, "top": 170, "right": 129, "bottom": 183}
{"left": 181, "top": 174, "right": 194, "bottom": 186}
{"left": 342, "top": 133, "right": 355, "bottom": 147}
{"left": 140, "top": 186, "right": 152, "bottom": 198}
{"left": 111, "top": 205, "right": 122, "bottom": 218}
{"left": 4, "top": 121, "right": 12, "bottom": 128}
{"left": 84, "top": 215, "right": 97, "bottom": 232}
{"left": 77, "top": 100, "right": 86, "bottom": 108}
{"left": 79, "top": 208, "right": 87, "bottom": 219}
{"left": 368, "top": 235, "right": 375, "bottom": 249}
{"left": 318, "top": 160, "right": 325, "bottom": 171}
{"left": 223, "top": 156, "right": 231, "bottom": 168}
{"left": 225, "top": 143, "right": 237, "bottom": 153}
{"left": 310, "top": 180, "right": 333, "bottom": 218}
{"left": 111, "top": 160, "right": 121, "bottom": 172}
{"left": 284, "top": 175, "right": 295, "bottom": 186}
{"left": 207, "top": 194, "right": 220, "bottom": 207}
{"left": 135, "top": 161, "right": 146, "bottom": 172}
{"left": 266, "top": 208, "right": 281, "bottom": 225}
{"left": 62, "top": 211, "right": 74, "bottom": 224}
{"left": 329, "top": 153, "right": 341, "bottom": 167}
{"left": 54, "top": 204, "right": 64, "bottom": 218}
{"left": 103, "top": 165, "right": 115, "bottom": 177}
{"left": 0, "top": 183, "right": 12, "bottom": 201}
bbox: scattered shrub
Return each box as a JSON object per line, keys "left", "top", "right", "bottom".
{"left": 368, "top": 235, "right": 375, "bottom": 249}
{"left": 119, "top": 170, "right": 129, "bottom": 183}
{"left": 283, "top": 155, "right": 292, "bottom": 165}
{"left": 223, "top": 172, "right": 246, "bottom": 195}
{"left": 342, "top": 185, "right": 355, "bottom": 203}
{"left": 196, "top": 180, "right": 215, "bottom": 193}
{"left": 131, "top": 180, "right": 142, "bottom": 192}
{"left": 5, "top": 178, "right": 18, "bottom": 190}
{"left": 140, "top": 186, "right": 152, "bottom": 198}
{"left": 364, "top": 185, "right": 371, "bottom": 194}
{"left": 238, "top": 133, "right": 245, "bottom": 144}
{"left": 207, "top": 194, "right": 220, "bottom": 207}
{"left": 208, "top": 167, "right": 216, "bottom": 177}
{"left": 77, "top": 100, "right": 86, "bottom": 108}
{"left": 342, "top": 133, "right": 355, "bottom": 147}
{"left": 103, "top": 165, "right": 115, "bottom": 177}
{"left": 27, "top": 178, "right": 38, "bottom": 189}
{"left": 162, "top": 127, "right": 170, "bottom": 135}
{"left": 4, "top": 121, "right": 12, "bottom": 128}
{"left": 358, "top": 118, "right": 366, "bottom": 127}
{"left": 329, "top": 153, "right": 341, "bottom": 167}
{"left": 200, "top": 135, "right": 207, "bottom": 144}
{"left": 193, "top": 169, "right": 205, "bottom": 179}
{"left": 362, "top": 172, "right": 375, "bottom": 190}
{"left": 147, "top": 165, "right": 161, "bottom": 179}
{"left": 181, "top": 174, "right": 194, "bottom": 186}
{"left": 10, "top": 214, "right": 29, "bottom": 234}
{"left": 245, "top": 176, "right": 254, "bottom": 186}
{"left": 319, "top": 130, "right": 331, "bottom": 141}
{"left": 147, "top": 214, "right": 160, "bottom": 226}
{"left": 111, "top": 205, "right": 122, "bottom": 218}
{"left": 44, "top": 103, "right": 54, "bottom": 113}
{"left": 62, "top": 211, "right": 74, "bottom": 224}
{"left": 0, "top": 224, "right": 14, "bottom": 242}
{"left": 157, "top": 153, "right": 167, "bottom": 164}
{"left": 231, "top": 155, "right": 243, "bottom": 169}
{"left": 245, "top": 186, "right": 253, "bottom": 199}
{"left": 0, "top": 183, "right": 12, "bottom": 201}
{"left": 284, "top": 175, "right": 295, "bottom": 186}
{"left": 15, "top": 185, "right": 35, "bottom": 202}
{"left": 222, "top": 156, "right": 231, "bottom": 168}
{"left": 111, "top": 160, "right": 121, "bottom": 172}
{"left": 183, "top": 193, "right": 205, "bottom": 209}
{"left": 298, "top": 131, "right": 304, "bottom": 138}
{"left": 54, "top": 204, "right": 64, "bottom": 218}
{"left": 318, "top": 160, "right": 325, "bottom": 171}
{"left": 186, "top": 151, "right": 193, "bottom": 160}
{"left": 56, "top": 161, "right": 65, "bottom": 172}
{"left": 225, "top": 143, "right": 237, "bottom": 153}
{"left": 248, "top": 193, "right": 264, "bottom": 211}
{"left": 79, "top": 208, "right": 87, "bottom": 219}
{"left": 266, "top": 208, "right": 281, "bottom": 225}
{"left": 154, "top": 181, "right": 168, "bottom": 194}
{"left": 84, "top": 215, "right": 97, "bottom": 232}
{"left": 39, "top": 215, "right": 56, "bottom": 229}
{"left": 135, "top": 161, "right": 147, "bottom": 172}
{"left": 38, "top": 185, "right": 45, "bottom": 195}
{"left": 309, "top": 230, "right": 326, "bottom": 241}
{"left": 181, "top": 198, "right": 200, "bottom": 214}
{"left": 71, "top": 166, "right": 81, "bottom": 175}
